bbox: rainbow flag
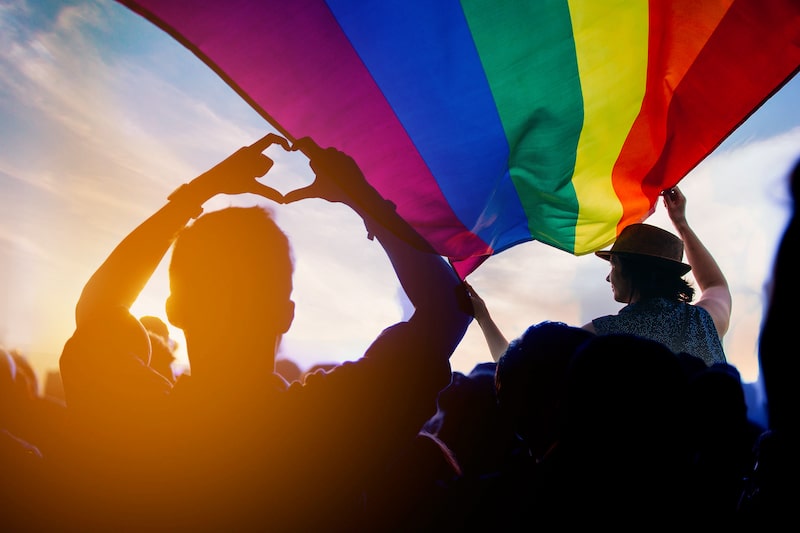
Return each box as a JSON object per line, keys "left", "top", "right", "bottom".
{"left": 117, "top": 0, "right": 800, "bottom": 278}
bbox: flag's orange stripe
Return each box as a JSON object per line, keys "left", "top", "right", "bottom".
{"left": 612, "top": 0, "right": 734, "bottom": 231}
{"left": 639, "top": 0, "right": 800, "bottom": 221}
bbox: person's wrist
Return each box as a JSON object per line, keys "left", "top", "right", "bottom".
{"left": 362, "top": 198, "right": 397, "bottom": 240}
{"left": 347, "top": 185, "right": 386, "bottom": 212}
{"left": 672, "top": 219, "right": 690, "bottom": 233}
{"left": 167, "top": 181, "right": 210, "bottom": 219}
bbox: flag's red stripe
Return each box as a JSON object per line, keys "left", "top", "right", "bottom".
{"left": 612, "top": 0, "right": 734, "bottom": 229}
{"left": 616, "top": 0, "right": 800, "bottom": 232}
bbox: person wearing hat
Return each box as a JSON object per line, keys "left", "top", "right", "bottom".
{"left": 581, "top": 186, "right": 730, "bottom": 366}
{"left": 466, "top": 186, "right": 729, "bottom": 366}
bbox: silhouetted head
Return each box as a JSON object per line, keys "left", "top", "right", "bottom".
{"left": 495, "top": 321, "right": 594, "bottom": 457}
{"left": 0, "top": 349, "right": 18, "bottom": 412}
{"left": 140, "top": 316, "right": 174, "bottom": 346}
{"left": 605, "top": 253, "right": 695, "bottom": 303}
{"left": 274, "top": 357, "right": 303, "bottom": 385}
{"left": 596, "top": 224, "right": 694, "bottom": 303}
{"left": 560, "top": 333, "right": 690, "bottom": 458}
{"left": 687, "top": 362, "right": 748, "bottom": 424}
{"left": 8, "top": 350, "right": 38, "bottom": 400}
{"left": 422, "top": 362, "right": 516, "bottom": 477}
{"left": 167, "top": 206, "right": 295, "bottom": 345}
{"left": 139, "top": 316, "right": 177, "bottom": 382}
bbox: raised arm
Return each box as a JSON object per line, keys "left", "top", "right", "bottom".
{"left": 662, "top": 186, "right": 732, "bottom": 336}
{"left": 75, "top": 134, "right": 289, "bottom": 326}
{"left": 286, "top": 137, "right": 472, "bottom": 355}
{"left": 60, "top": 133, "right": 290, "bottom": 429}
{"left": 464, "top": 281, "right": 509, "bottom": 361}
{"left": 75, "top": 133, "right": 289, "bottom": 327}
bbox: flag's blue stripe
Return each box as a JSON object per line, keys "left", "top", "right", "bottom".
{"left": 325, "top": 0, "right": 531, "bottom": 250}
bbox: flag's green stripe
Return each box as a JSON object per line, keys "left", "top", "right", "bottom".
{"left": 461, "top": 0, "right": 583, "bottom": 253}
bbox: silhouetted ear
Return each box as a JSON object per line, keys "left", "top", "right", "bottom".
{"left": 277, "top": 300, "right": 295, "bottom": 334}
{"left": 166, "top": 295, "right": 183, "bottom": 329}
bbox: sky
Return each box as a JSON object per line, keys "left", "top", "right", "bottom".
{"left": 1, "top": 0, "right": 799, "bottom": 390}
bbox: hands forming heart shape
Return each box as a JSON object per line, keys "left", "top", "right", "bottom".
{"left": 243, "top": 133, "right": 369, "bottom": 207}
{"left": 241, "top": 132, "right": 435, "bottom": 254}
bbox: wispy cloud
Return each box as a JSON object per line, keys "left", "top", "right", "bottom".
{"left": 1, "top": 0, "right": 797, "bottom": 384}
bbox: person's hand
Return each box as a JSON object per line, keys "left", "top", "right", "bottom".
{"left": 285, "top": 136, "right": 436, "bottom": 253}
{"left": 284, "top": 137, "right": 373, "bottom": 206}
{"left": 662, "top": 185, "right": 687, "bottom": 227}
{"left": 463, "top": 281, "right": 487, "bottom": 322}
{"left": 196, "top": 133, "right": 290, "bottom": 202}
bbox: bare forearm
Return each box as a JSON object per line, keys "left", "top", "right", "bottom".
{"left": 672, "top": 220, "right": 727, "bottom": 292}
{"left": 463, "top": 281, "right": 509, "bottom": 360}
{"left": 75, "top": 190, "right": 208, "bottom": 326}
{"left": 76, "top": 134, "right": 284, "bottom": 327}
{"left": 672, "top": 219, "right": 732, "bottom": 336}
{"left": 477, "top": 315, "right": 510, "bottom": 361}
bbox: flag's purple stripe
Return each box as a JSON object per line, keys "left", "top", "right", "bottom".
{"left": 119, "top": 0, "right": 491, "bottom": 262}
{"left": 326, "top": 1, "right": 530, "bottom": 252}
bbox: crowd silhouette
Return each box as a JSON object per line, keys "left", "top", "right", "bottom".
{"left": 0, "top": 139, "right": 796, "bottom": 530}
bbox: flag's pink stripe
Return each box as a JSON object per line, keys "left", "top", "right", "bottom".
{"left": 120, "top": 0, "right": 490, "bottom": 265}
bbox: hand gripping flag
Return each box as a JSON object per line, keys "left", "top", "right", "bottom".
{"left": 117, "top": 0, "right": 800, "bottom": 278}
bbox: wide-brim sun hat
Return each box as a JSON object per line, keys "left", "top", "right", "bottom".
{"left": 595, "top": 223, "right": 691, "bottom": 275}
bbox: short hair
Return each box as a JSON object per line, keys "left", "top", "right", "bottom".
{"left": 495, "top": 321, "right": 594, "bottom": 411}
{"left": 169, "top": 206, "right": 294, "bottom": 313}
{"left": 562, "top": 333, "right": 689, "bottom": 440}
{"left": 613, "top": 254, "right": 694, "bottom": 302}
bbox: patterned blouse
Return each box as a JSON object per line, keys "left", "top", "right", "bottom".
{"left": 592, "top": 297, "right": 726, "bottom": 366}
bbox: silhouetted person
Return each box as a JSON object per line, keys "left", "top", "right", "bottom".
{"left": 273, "top": 357, "right": 303, "bottom": 385}
{"left": 0, "top": 348, "right": 50, "bottom": 532}
{"left": 139, "top": 315, "right": 179, "bottom": 383}
{"left": 738, "top": 157, "right": 800, "bottom": 524}
{"left": 539, "top": 333, "right": 695, "bottom": 526}
{"left": 494, "top": 321, "right": 595, "bottom": 463}
{"left": 458, "top": 321, "right": 595, "bottom": 530}
{"left": 0, "top": 348, "right": 66, "bottom": 461}
{"left": 583, "top": 186, "right": 730, "bottom": 366}
{"left": 56, "top": 134, "right": 472, "bottom": 531}
{"left": 464, "top": 186, "right": 730, "bottom": 368}
{"left": 360, "top": 429, "right": 464, "bottom": 531}
{"left": 423, "top": 361, "right": 518, "bottom": 481}
{"left": 684, "top": 362, "right": 764, "bottom": 523}
{"left": 301, "top": 361, "right": 338, "bottom": 383}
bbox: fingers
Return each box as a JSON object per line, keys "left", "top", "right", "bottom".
{"left": 463, "top": 281, "right": 483, "bottom": 304}
{"left": 661, "top": 187, "right": 678, "bottom": 198}
{"left": 251, "top": 155, "right": 275, "bottom": 177}
{"left": 290, "top": 138, "right": 354, "bottom": 177}
{"left": 282, "top": 184, "right": 317, "bottom": 204}
{"left": 250, "top": 183, "right": 284, "bottom": 204}
{"left": 660, "top": 186, "right": 686, "bottom": 211}
{"left": 290, "top": 136, "right": 322, "bottom": 157}
{"left": 234, "top": 141, "right": 277, "bottom": 178}
{"left": 249, "top": 133, "right": 291, "bottom": 153}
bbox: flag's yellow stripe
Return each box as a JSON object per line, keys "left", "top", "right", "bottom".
{"left": 568, "top": 0, "right": 649, "bottom": 253}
